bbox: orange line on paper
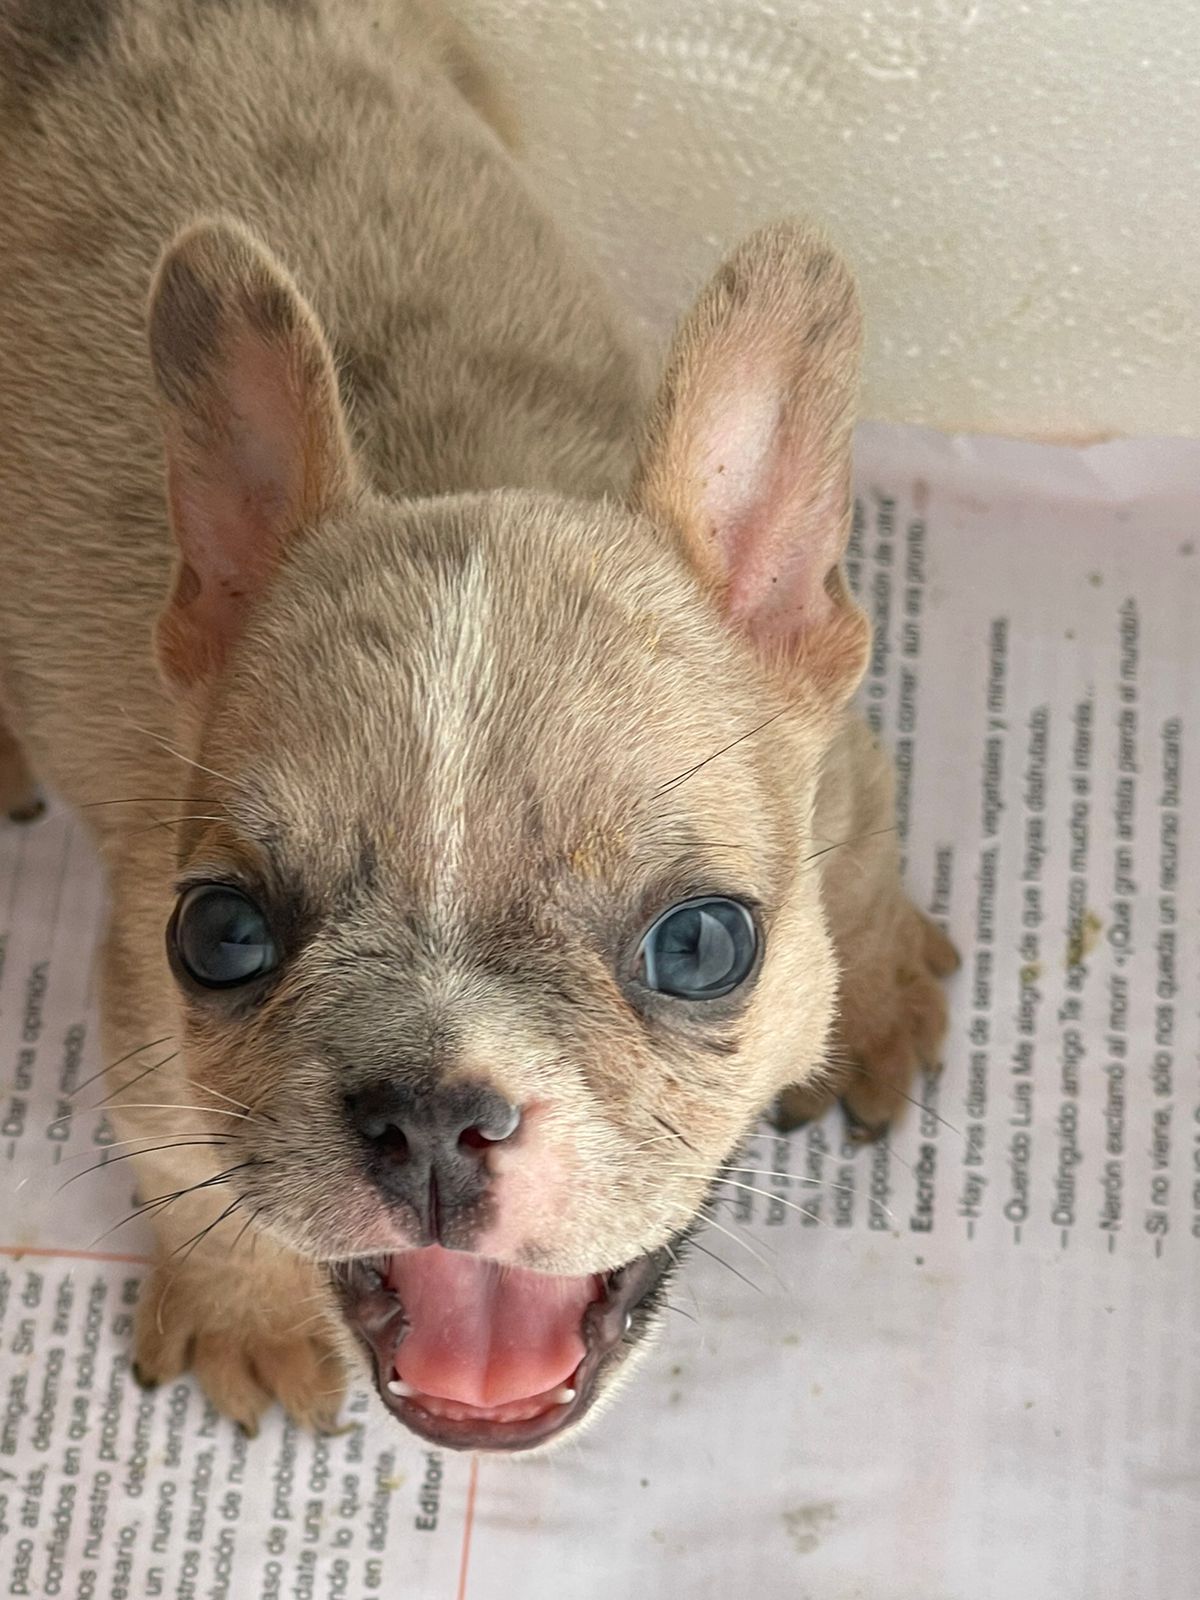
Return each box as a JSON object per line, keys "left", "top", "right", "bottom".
{"left": 0, "top": 1244, "right": 154, "bottom": 1267}
{"left": 455, "top": 1456, "right": 480, "bottom": 1600}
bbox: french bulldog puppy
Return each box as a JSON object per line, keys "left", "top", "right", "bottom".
{"left": 0, "top": 0, "right": 955, "bottom": 1451}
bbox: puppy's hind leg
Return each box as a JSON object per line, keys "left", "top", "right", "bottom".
{"left": 411, "top": 0, "right": 522, "bottom": 149}
{"left": 0, "top": 713, "right": 42, "bottom": 822}
{"left": 773, "top": 715, "right": 959, "bottom": 1140}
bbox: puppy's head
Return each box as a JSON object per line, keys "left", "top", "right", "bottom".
{"left": 146, "top": 217, "right": 868, "bottom": 1450}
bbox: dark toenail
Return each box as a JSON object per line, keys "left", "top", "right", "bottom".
{"left": 7, "top": 797, "right": 45, "bottom": 824}
{"left": 842, "top": 1103, "right": 889, "bottom": 1144}
{"left": 767, "top": 1101, "right": 812, "bottom": 1134}
{"left": 131, "top": 1361, "right": 159, "bottom": 1391}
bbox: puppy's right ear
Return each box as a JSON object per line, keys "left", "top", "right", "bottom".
{"left": 147, "top": 220, "right": 357, "bottom": 692}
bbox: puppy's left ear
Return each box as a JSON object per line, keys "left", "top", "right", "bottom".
{"left": 631, "top": 221, "right": 868, "bottom": 702}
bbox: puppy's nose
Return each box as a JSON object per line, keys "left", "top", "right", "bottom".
{"left": 345, "top": 1081, "right": 520, "bottom": 1243}
{"left": 348, "top": 1081, "right": 520, "bottom": 1156}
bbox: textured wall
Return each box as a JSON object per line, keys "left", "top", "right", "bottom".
{"left": 462, "top": 0, "right": 1198, "bottom": 440}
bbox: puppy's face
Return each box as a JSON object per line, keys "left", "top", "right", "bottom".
{"left": 147, "top": 219, "right": 867, "bottom": 1450}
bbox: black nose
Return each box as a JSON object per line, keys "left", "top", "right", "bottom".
{"left": 345, "top": 1080, "right": 520, "bottom": 1244}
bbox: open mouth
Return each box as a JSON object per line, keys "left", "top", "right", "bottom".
{"left": 331, "top": 1243, "right": 675, "bottom": 1451}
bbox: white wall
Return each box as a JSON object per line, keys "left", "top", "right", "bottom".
{"left": 463, "top": 0, "right": 1199, "bottom": 440}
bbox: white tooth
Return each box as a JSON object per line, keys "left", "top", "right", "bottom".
{"left": 550, "top": 1386, "right": 577, "bottom": 1405}
{"left": 623, "top": 1312, "right": 634, "bottom": 1334}
{"left": 387, "top": 1379, "right": 415, "bottom": 1398}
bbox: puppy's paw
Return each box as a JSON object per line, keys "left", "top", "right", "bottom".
{"left": 773, "top": 908, "right": 958, "bottom": 1140}
{"left": 133, "top": 1255, "right": 347, "bottom": 1436}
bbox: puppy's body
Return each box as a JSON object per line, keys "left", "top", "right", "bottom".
{"left": 0, "top": 0, "right": 953, "bottom": 1447}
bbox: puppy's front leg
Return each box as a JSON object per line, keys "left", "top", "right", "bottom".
{"left": 107, "top": 1033, "right": 346, "bottom": 1435}
{"left": 100, "top": 931, "right": 349, "bottom": 1430}
{"left": 130, "top": 1168, "right": 347, "bottom": 1437}
{"left": 775, "top": 715, "right": 959, "bottom": 1138}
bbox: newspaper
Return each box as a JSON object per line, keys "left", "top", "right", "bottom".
{"left": 2, "top": 423, "right": 1198, "bottom": 1600}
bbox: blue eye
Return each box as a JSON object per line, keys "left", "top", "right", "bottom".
{"left": 173, "top": 886, "right": 278, "bottom": 988}
{"left": 638, "top": 897, "right": 758, "bottom": 1000}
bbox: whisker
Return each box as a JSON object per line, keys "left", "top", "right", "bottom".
{"left": 57, "top": 1139, "right": 233, "bottom": 1190}
{"left": 662, "top": 1300, "right": 699, "bottom": 1326}
{"left": 703, "top": 1164, "right": 897, "bottom": 1222}
{"left": 289, "top": 1289, "right": 339, "bottom": 1310}
{"left": 689, "top": 1238, "right": 765, "bottom": 1297}
{"left": 661, "top": 1238, "right": 704, "bottom": 1320}
{"left": 629, "top": 1133, "right": 683, "bottom": 1155}
{"left": 80, "top": 796, "right": 205, "bottom": 810}
{"left": 50, "top": 1101, "right": 252, "bottom": 1128}
{"left": 719, "top": 1164, "right": 827, "bottom": 1187}
{"left": 117, "top": 709, "right": 236, "bottom": 787}
{"left": 57, "top": 1132, "right": 234, "bottom": 1163}
{"left": 172, "top": 1197, "right": 246, "bottom": 1264}
{"left": 801, "top": 1043, "right": 961, "bottom": 1154}
{"left": 872, "top": 1137, "right": 914, "bottom": 1173}
{"left": 188, "top": 1081, "right": 253, "bottom": 1115}
{"left": 306, "top": 1378, "right": 351, "bottom": 1401}
{"left": 231, "top": 1206, "right": 264, "bottom": 1257}
{"left": 837, "top": 1063, "right": 964, "bottom": 1140}
{"left": 699, "top": 1213, "right": 782, "bottom": 1282}
{"left": 125, "top": 814, "right": 227, "bottom": 838}
{"left": 90, "top": 1204, "right": 170, "bottom": 1246}
{"left": 284, "top": 1308, "right": 339, "bottom": 1337}
{"left": 800, "top": 825, "right": 897, "bottom": 865}
{"left": 651, "top": 1114, "right": 701, "bottom": 1158}
{"left": 651, "top": 706, "right": 794, "bottom": 800}
{"left": 646, "top": 839, "right": 755, "bottom": 854}
{"left": 702, "top": 1175, "right": 824, "bottom": 1224}
{"left": 83, "top": 1050, "right": 182, "bottom": 1110}
{"left": 734, "top": 1165, "right": 897, "bottom": 1222}
{"left": 88, "top": 1161, "right": 256, "bottom": 1246}
{"left": 69, "top": 1036, "right": 175, "bottom": 1100}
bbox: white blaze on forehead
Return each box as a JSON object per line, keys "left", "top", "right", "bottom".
{"left": 422, "top": 546, "right": 495, "bottom": 929}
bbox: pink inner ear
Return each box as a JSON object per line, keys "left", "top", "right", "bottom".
{"left": 163, "top": 458, "right": 278, "bottom": 678}
{"left": 163, "top": 330, "right": 317, "bottom": 665}
{"left": 223, "top": 328, "right": 310, "bottom": 522}
{"left": 694, "top": 384, "right": 838, "bottom": 641}
{"left": 698, "top": 386, "right": 783, "bottom": 537}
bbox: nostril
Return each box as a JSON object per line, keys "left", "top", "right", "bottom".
{"left": 462, "top": 1099, "right": 521, "bottom": 1150}
{"left": 374, "top": 1123, "right": 409, "bottom": 1161}
{"left": 357, "top": 1113, "right": 409, "bottom": 1161}
{"left": 347, "top": 1085, "right": 520, "bottom": 1166}
{"left": 349, "top": 1098, "right": 412, "bottom": 1161}
{"left": 458, "top": 1125, "right": 499, "bottom": 1152}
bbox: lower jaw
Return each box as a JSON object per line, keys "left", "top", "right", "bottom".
{"left": 384, "top": 1373, "right": 587, "bottom": 1451}
{"left": 386, "top": 1375, "right": 578, "bottom": 1425}
{"left": 331, "top": 1245, "right": 677, "bottom": 1453}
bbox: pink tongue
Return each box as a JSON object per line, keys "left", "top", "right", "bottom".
{"left": 387, "top": 1247, "right": 600, "bottom": 1408}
